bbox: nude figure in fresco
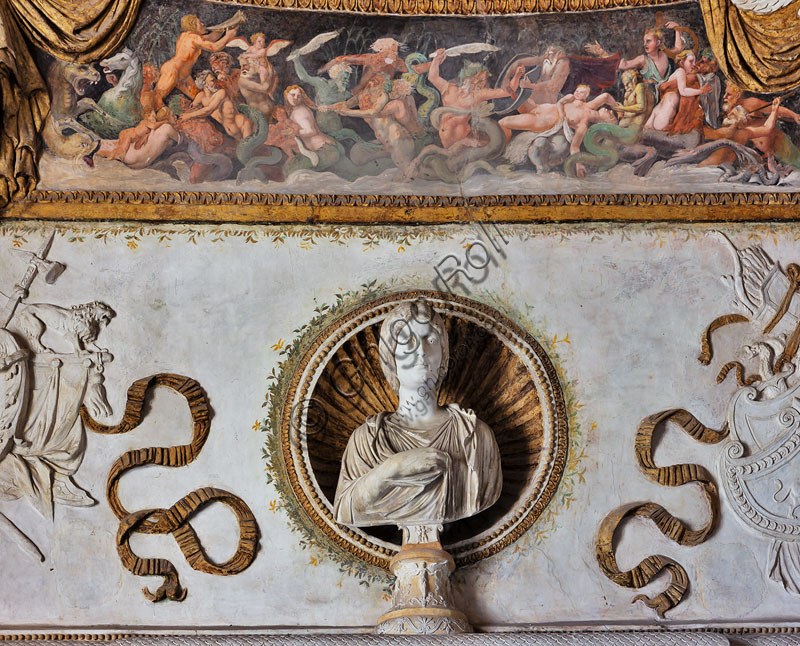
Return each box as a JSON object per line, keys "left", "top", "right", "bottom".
{"left": 402, "top": 50, "right": 511, "bottom": 180}
{"left": 179, "top": 70, "right": 254, "bottom": 140}
{"left": 97, "top": 121, "right": 182, "bottom": 169}
{"left": 500, "top": 83, "right": 616, "bottom": 175}
{"left": 209, "top": 52, "right": 242, "bottom": 103}
{"left": 722, "top": 82, "right": 800, "bottom": 126}
{"left": 238, "top": 57, "right": 276, "bottom": 120}
{"left": 500, "top": 45, "right": 571, "bottom": 107}
{"left": 323, "top": 75, "right": 423, "bottom": 173}
{"left": 558, "top": 86, "right": 619, "bottom": 153}
{"left": 41, "top": 9, "right": 800, "bottom": 188}
{"left": 319, "top": 38, "right": 408, "bottom": 97}
{"left": 333, "top": 300, "right": 502, "bottom": 531}
{"left": 265, "top": 107, "right": 301, "bottom": 159}
{"left": 283, "top": 85, "right": 391, "bottom": 180}
{"left": 614, "top": 69, "right": 655, "bottom": 129}
{"left": 646, "top": 50, "right": 711, "bottom": 133}
{"left": 153, "top": 14, "right": 239, "bottom": 110}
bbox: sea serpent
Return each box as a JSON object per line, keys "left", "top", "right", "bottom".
{"left": 236, "top": 104, "right": 283, "bottom": 183}
{"left": 564, "top": 123, "right": 642, "bottom": 177}
{"left": 186, "top": 142, "right": 232, "bottom": 182}
{"left": 82, "top": 373, "right": 259, "bottom": 602}
{"left": 404, "top": 52, "right": 439, "bottom": 125}
{"left": 416, "top": 103, "right": 506, "bottom": 184}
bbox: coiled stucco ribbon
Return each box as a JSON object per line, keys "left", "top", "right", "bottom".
{"left": 81, "top": 373, "right": 259, "bottom": 602}
{"left": 595, "top": 409, "right": 728, "bottom": 617}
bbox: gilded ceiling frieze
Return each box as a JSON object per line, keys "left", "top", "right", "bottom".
{"left": 1, "top": 0, "right": 796, "bottom": 221}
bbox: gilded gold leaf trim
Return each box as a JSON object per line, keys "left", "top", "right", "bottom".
{"left": 8, "top": 190, "right": 800, "bottom": 223}
{"left": 200, "top": 0, "right": 680, "bottom": 15}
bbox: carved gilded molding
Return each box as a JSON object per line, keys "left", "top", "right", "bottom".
{"left": 82, "top": 374, "right": 261, "bottom": 602}
{"left": 7, "top": 191, "right": 800, "bottom": 223}
{"left": 201, "top": 0, "right": 678, "bottom": 14}
{"left": 595, "top": 410, "right": 728, "bottom": 617}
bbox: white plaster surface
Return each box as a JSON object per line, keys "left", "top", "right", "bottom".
{"left": 0, "top": 222, "right": 797, "bottom": 632}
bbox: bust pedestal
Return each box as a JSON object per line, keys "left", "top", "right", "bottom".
{"left": 376, "top": 525, "right": 471, "bottom": 635}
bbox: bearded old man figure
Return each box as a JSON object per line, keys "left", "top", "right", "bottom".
{"left": 333, "top": 301, "right": 502, "bottom": 538}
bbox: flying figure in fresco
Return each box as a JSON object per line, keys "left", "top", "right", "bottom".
{"left": 40, "top": 8, "right": 800, "bottom": 190}
{"left": 226, "top": 33, "right": 292, "bottom": 91}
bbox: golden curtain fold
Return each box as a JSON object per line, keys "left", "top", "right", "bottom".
{"left": 6, "top": 0, "right": 143, "bottom": 63}
{"left": 699, "top": 0, "right": 800, "bottom": 94}
{"left": 0, "top": 0, "right": 141, "bottom": 208}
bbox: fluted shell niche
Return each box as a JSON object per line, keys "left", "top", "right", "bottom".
{"left": 281, "top": 292, "right": 568, "bottom": 569}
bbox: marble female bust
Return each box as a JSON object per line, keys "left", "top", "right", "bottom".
{"left": 333, "top": 300, "right": 502, "bottom": 538}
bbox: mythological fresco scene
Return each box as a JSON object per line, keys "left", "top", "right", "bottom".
{"left": 35, "top": 0, "right": 800, "bottom": 196}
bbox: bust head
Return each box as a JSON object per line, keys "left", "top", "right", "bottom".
{"left": 334, "top": 299, "right": 503, "bottom": 541}
{"left": 378, "top": 301, "right": 449, "bottom": 394}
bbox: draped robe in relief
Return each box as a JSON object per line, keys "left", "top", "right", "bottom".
{"left": 334, "top": 403, "right": 502, "bottom": 527}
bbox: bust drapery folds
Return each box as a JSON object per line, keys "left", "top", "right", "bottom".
{"left": 333, "top": 301, "right": 503, "bottom": 530}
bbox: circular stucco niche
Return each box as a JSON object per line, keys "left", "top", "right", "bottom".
{"left": 280, "top": 290, "right": 568, "bottom": 569}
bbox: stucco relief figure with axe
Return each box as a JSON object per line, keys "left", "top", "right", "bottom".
{"left": 0, "top": 233, "right": 115, "bottom": 563}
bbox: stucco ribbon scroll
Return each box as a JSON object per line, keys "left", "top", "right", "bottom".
{"left": 595, "top": 410, "right": 728, "bottom": 617}
{"left": 81, "top": 373, "right": 260, "bottom": 602}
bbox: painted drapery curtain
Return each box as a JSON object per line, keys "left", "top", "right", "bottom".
{"left": 699, "top": 0, "right": 800, "bottom": 93}
{"left": 0, "top": 0, "right": 799, "bottom": 209}
{"left": 0, "top": 0, "right": 141, "bottom": 208}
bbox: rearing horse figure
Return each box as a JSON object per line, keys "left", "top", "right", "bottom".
{"left": 79, "top": 48, "right": 143, "bottom": 139}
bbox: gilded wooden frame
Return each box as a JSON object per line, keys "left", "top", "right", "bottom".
{"left": 7, "top": 191, "right": 800, "bottom": 223}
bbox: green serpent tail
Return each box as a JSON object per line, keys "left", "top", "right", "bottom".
{"left": 564, "top": 123, "right": 640, "bottom": 177}
{"left": 236, "top": 104, "right": 270, "bottom": 166}
{"left": 405, "top": 53, "right": 439, "bottom": 125}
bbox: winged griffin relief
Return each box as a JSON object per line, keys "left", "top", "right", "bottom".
{"left": 0, "top": 233, "right": 114, "bottom": 560}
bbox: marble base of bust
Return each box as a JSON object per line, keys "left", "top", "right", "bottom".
{"left": 376, "top": 526, "right": 471, "bottom": 635}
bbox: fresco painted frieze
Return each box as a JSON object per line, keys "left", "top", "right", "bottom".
{"left": 31, "top": 0, "right": 800, "bottom": 206}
